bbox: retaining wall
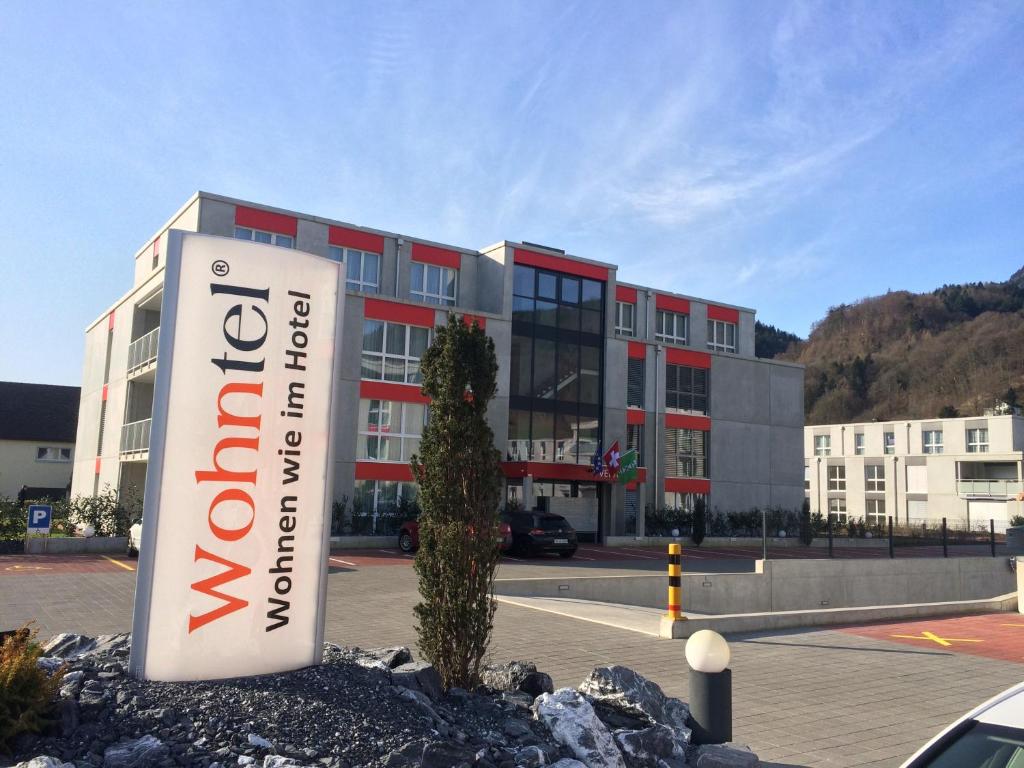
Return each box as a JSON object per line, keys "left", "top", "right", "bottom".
{"left": 25, "top": 536, "right": 128, "bottom": 554}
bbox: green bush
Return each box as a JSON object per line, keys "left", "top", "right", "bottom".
{"left": 0, "top": 623, "right": 64, "bottom": 754}
{"left": 799, "top": 499, "right": 813, "bottom": 546}
{"left": 691, "top": 497, "right": 706, "bottom": 546}
{"left": 1010, "top": 514, "right": 1024, "bottom": 527}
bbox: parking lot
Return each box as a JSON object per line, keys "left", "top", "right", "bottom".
{"left": 1, "top": 547, "right": 1022, "bottom": 767}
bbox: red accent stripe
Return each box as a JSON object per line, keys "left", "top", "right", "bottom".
{"left": 637, "top": 468, "right": 647, "bottom": 483}
{"left": 152, "top": 239, "right": 159, "bottom": 258}
{"left": 234, "top": 205, "right": 298, "bottom": 237}
{"left": 666, "top": 348, "right": 711, "bottom": 368}
{"left": 102, "top": 384, "right": 108, "bottom": 402}
{"left": 665, "top": 478, "right": 710, "bottom": 494}
{"left": 627, "top": 341, "right": 647, "bottom": 360}
{"left": 461, "top": 313, "right": 487, "bottom": 330}
{"left": 501, "top": 462, "right": 613, "bottom": 482}
{"left": 513, "top": 248, "right": 608, "bottom": 281}
{"left": 107, "top": 311, "right": 115, "bottom": 331}
{"left": 707, "top": 305, "right": 739, "bottom": 323}
{"left": 616, "top": 285, "right": 638, "bottom": 303}
{"left": 656, "top": 294, "right": 690, "bottom": 314}
{"left": 363, "top": 298, "right": 436, "bottom": 327}
{"left": 329, "top": 225, "right": 385, "bottom": 253}
{"left": 94, "top": 458, "right": 101, "bottom": 474}
{"left": 354, "top": 462, "right": 414, "bottom": 482}
{"left": 412, "top": 242, "right": 461, "bottom": 269}
{"left": 359, "top": 381, "right": 430, "bottom": 404}
{"left": 667, "top": 604, "right": 681, "bottom": 612}
{"left": 626, "top": 409, "right": 646, "bottom": 425}
{"left": 665, "top": 413, "right": 711, "bottom": 431}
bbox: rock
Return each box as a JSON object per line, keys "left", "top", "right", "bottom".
{"left": 391, "top": 661, "right": 443, "bottom": 701}
{"left": 36, "top": 656, "right": 64, "bottom": 673}
{"left": 614, "top": 725, "right": 688, "bottom": 768}
{"left": 263, "top": 758, "right": 309, "bottom": 768}
{"left": 482, "top": 661, "right": 554, "bottom": 698}
{"left": 395, "top": 686, "right": 442, "bottom": 723}
{"left": 382, "top": 739, "right": 429, "bottom": 767}
{"left": 548, "top": 761, "right": 588, "bottom": 768}
{"left": 579, "top": 666, "right": 690, "bottom": 732}
{"left": 513, "top": 745, "right": 546, "bottom": 767}
{"left": 13, "top": 758, "right": 75, "bottom": 768}
{"left": 59, "top": 698, "right": 79, "bottom": 735}
{"left": 691, "top": 743, "right": 759, "bottom": 768}
{"left": 247, "top": 734, "right": 273, "bottom": 749}
{"left": 419, "top": 741, "right": 478, "bottom": 768}
{"left": 532, "top": 689, "right": 625, "bottom": 768}
{"left": 42, "top": 634, "right": 96, "bottom": 658}
{"left": 502, "top": 691, "right": 536, "bottom": 710}
{"left": 503, "top": 718, "right": 532, "bottom": 739}
{"left": 103, "top": 735, "right": 170, "bottom": 767}
{"left": 237, "top": 758, "right": 257, "bottom": 766}
{"left": 62, "top": 670, "right": 85, "bottom": 686}
{"left": 90, "top": 633, "right": 131, "bottom": 657}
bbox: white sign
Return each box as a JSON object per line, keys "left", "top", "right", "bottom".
{"left": 27, "top": 504, "right": 52, "bottom": 534}
{"left": 129, "top": 231, "right": 343, "bottom": 681}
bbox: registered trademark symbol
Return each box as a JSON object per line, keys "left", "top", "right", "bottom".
{"left": 211, "top": 260, "right": 230, "bottom": 277}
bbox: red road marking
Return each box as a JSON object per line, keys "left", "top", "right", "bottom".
{"left": 840, "top": 613, "right": 1024, "bottom": 664}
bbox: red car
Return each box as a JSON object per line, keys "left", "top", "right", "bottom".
{"left": 398, "top": 520, "right": 513, "bottom": 554}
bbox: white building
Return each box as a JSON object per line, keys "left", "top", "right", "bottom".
{"left": 805, "top": 415, "right": 1024, "bottom": 531}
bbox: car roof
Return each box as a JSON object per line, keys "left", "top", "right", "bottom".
{"left": 974, "top": 680, "right": 1024, "bottom": 728}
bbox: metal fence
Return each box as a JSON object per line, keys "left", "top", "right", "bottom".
{"left": 127, "top": 327, "right": 160, "bottom": 373}
{"left": 120, "top": 418, "right": 152, "bottom": 454}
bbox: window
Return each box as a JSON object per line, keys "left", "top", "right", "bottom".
{"left": 813, "top": 435, "right": 831, "bottom": 456}
{"left": 828, "top": 497, "right": 847, "bottom": 524}
{"left": 36, "top": 446, "right": 71, "bottom": 463}
{"left": 664, "top": 492, "right": 705, "bottom": 512}
{"left": 922, "top": 429, "right": 943, "bottom": 454}
{"left": 354, "top": 479, "right": 418, "bottom": 516}
{"left": 883, "top": 431, "right": 895, "bottom": 454}
{"left": 234, "top": 226, "right": 293, "bottom": 249}
{"left": 707, "top": 319, "right": 737, "bottom": 353}
{"left": 358, "top": 400, "right": 427, "bottom": 462}
{"left": 804, "top": 464, "right": 810, "bottom": 491}
{"left": 966, "top": 428, "right": 989, "bottom": 453}
{"left": 827, "top": 465, "right": 846, "bottom": 492}
{"left": 664, "top": 428, "right": 708, "bottom": 477}
{"left": 329, "top": 247, "right": 381, "bottom": 293}
{"left": 627, "top": 423, "right": 644, "bottom": 465}
{"left": 410, "top": 262, "right": 457, "bottom": 306}
{"left": 865, "top": 464, "right": 885, "bottom": 492}
{"left": 627, "top": 357, "right": 644, "bottom": 408}
{"left": 655, "top": 310, "right": 688, "bottom": 344}
{"left": 865, "top": 498, "right": 886, "bottom": 526}
{"left": 615, "top": 302, "right": 635, "bottom": 336}
{"left": 854, "top": 433, "right": 864, "bottom": 455}
{"left": 665, "top": 364, "right": 708, "bottom": 415}
{"left": 361, "top": 320, "right": 430, "bottom": 384}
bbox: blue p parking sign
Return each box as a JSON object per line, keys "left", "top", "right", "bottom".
{"left": 27, "top": 504, "right": 52, "bottom": 534}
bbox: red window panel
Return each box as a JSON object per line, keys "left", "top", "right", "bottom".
{"left": 627, "top": 341, "right": 647, "bottom": 360}
{"left": 665, "top": 478, "right": 710, "bottom": 494}
{"left": 354, "top": 462, "right": 414, "bottom": 482}
{"left": 626, "top": 409, "right": 647, "bottom": 425}
{"left": 513, "top": 249, "right": 609, "bottom": 281}
{"left": 665, "top": 413, "right": 711, "bottom": 431}
{"left": 329, "top": 225, "right": 385, "bottom": 253}
{"left": 461, "top": 313, "right": 487, "bottom": 329}
{"left": 363, "top": 298, "right": 436, "bottom": 327}
{"left": 359, "top": 381, "right": 430, "bottom": 405}
{"left": 412, "top": 243, "right": 461, "bottom": 269}
{"left": 656, "top": 294, "right": 691, "bottom": 315}
{"left": 235, "top": 205, "right": 298, "bottom": 237}
{"left": 707, "top": 305, "right": 740, "bottom": 323}
{"left": 665, "top": 348, "right": 711, "bottom": 368}
{"left": 616, "top": 285, "right": 638, "bottom": 303}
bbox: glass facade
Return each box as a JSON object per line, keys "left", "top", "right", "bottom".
{"left": 508, "top": 264, "right": 604, "bottom": 464}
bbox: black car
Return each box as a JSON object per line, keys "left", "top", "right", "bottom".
{"left": 502, "top": 512, "right": 578, "bottom": 558}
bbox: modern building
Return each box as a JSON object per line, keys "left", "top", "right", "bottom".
{"left": 71, "top": 192, "right": 804, "bottom": 540}
{"left": 805, "top": 415, "right": 1024, "bottom": 531}
{"left": 0, "top": 381, "right": 80, "bottom": 498}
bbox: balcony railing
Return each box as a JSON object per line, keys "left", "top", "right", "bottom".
{"left": 957, "top": 479, "right": 1023, "bottom": 498}
{"left": 120, "top": 419, "right": 152, "bottom": 454}
{"left": 127, "top": 327, "right": 160, "bottom": 374}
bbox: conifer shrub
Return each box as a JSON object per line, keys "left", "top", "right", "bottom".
{"left": 691, "top": 496, "right": 707, "bottom": 546}
{"left": 0, "top": 623, "right": 64, "bottom": 754}
{"left": 411, "top": 317, "right": 503, "bottom": 689}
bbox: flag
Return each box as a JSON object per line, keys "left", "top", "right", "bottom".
{"left": 591, "top": 448, "right": 604, "bottom": 477}
{"left": 617, "top": 448, "right": 638, "bottom": 484}
{"left": 603, "top": 441, "right": 621, "bottom": 478}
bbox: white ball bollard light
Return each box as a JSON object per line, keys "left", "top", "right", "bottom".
{"left": 685, "top": 630, "right": 732, "bottom": 745}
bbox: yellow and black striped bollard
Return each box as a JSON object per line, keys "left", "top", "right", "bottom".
{"left": 667, "top": 543, "right": 684, "bottom": 620}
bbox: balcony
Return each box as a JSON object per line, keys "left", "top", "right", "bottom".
{"left": 957, "top": 479, "right": 1023, "bottom": 499}
{"left": 120, "top": 418, "right": 152, "bottom": 458}
{"left": 127, "top": 327, "right": 159, "bottom": 377}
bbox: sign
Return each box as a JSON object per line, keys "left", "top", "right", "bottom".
{"left": 617, "top": 449, "right": 638, "bottom": 484}
{"left": 129, "top": 231, "right": 344, "bottom": 682}
{"left": 27, "top": 504, "right": 52, "bottom": 534}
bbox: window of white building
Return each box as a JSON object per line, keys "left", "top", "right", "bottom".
{"left": 357, "top": 400, "right": 427, "bottom": 463}
{"left": 655, "top": 310, "right": 688, "bottom": 344}
{"left": 865, "top": 498, "right": 886, "bottom": 526}
{"left": 36, "top": 446, "right": 71, "bottom": 462}
{"left": 922, "top": 430, "right": 943, "bottom": 454}
{"left": 854, "top": 433, "right": 865, "bottom": 455}
{"left": 615, "top": 301, "right": 636, "bottom": 336}
{"left": 828, "top": 497, "right": 847, "bottom": 523}
{"left": 827, "top": 465, "right": 846, "bottom": 491}
{"left": 883, "top": 431, "right": 895, "bottom": 454}
{"left": 410, "top": 262, "right": 457, "bottom": 306}
{"left": 814, "top": 435, "right": 831, "bottom": 456}
{"left": 361, "top": 320, "right": 431, "bottom": 384}
{"left": 865, "top": 464, "right": 886, "bottom": 492}
{"left": 706, "top": 319, "right": 737, "bottom": 353}
{"left": 329, "top": 247, "right": 381, "bottom": 293}
{"left": 966, "top": 428, "right": 989, "bottom": 453}
{"left": 354, "top": 479, "right": 418, "bottom": 515}
{"left": 234, "top": 226, "right": 293, "bottom": 249}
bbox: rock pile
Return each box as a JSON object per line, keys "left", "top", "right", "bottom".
{"left": 11, "top": 634, "right": 760, "bottom": 768}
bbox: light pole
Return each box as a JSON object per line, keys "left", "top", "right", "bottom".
{"left": 686, "top": 630, "right": 732, "bottom": 745}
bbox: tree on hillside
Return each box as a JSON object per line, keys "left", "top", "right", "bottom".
{"left": 754, "top": 321, "right": 801, "bottom": 359}
{"left": 410, "top": 316, "right": 503, "bottom": 689}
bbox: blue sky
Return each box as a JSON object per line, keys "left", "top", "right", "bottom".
{"left": 1, "top": 1, "right": 1022, "bottom": 386}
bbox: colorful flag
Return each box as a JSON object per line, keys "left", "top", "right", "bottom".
{"left": 603, "top": 440, "right": 621, "bottom": 478}
{"left": 591, "top": 447, "right": 604, "bottom": 477}
{"left": 617, "top": 449, "right": 638, "bottom": 484}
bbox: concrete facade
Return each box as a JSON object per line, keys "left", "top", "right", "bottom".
{"left": 72, "top": 192, "right": 805, "bottom": 540}
{"left": 805, "top": 415, "right": 1024, "bottom": 531}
